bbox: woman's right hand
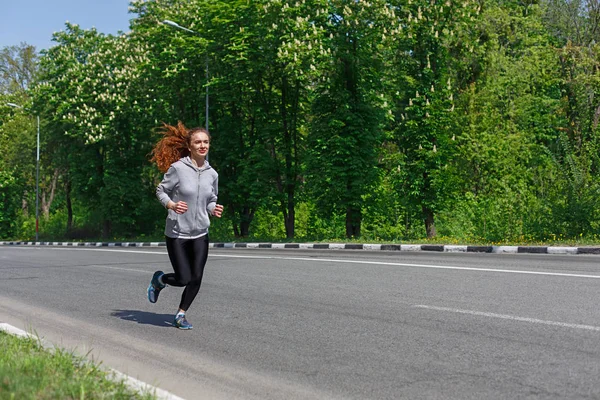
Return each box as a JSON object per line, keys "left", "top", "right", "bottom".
{"left": 170, "top": 201, "right": 188, "bottom": 214}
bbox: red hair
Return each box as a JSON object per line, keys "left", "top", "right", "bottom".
{"left": 151, "top": 122, "right": 191, "bottom": 173}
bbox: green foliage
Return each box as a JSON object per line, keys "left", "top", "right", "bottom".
{"left": 0, "top": 43, "right": 38, "bottom": 95}
{"left": 306, "top": 0, "right": 389, "bottom": 238}
{"left": 542, "top": 0, "right": 600, "bottom": 46}
{"left": 303, "top": 202, "right": 347, "bottom": 241}
{"left": 0, "top": 169, "right": 21, "bottom": 238}
{"left": 549, "top": 133, "right": 600, "bottom": 236}
{"left": 360, "top": 173, "right": 409, "bottom": 241}
{"left": 384, "top": 0, "right": 482, "bottom": 238}
{"left": 33, "top": 23, "right": 160, "bottom": 239}
{"left": 245, "top": 207, "right": 287, "bottom": 240}
{"left": 1, "top": 0, "right": 600, "bottom": 243}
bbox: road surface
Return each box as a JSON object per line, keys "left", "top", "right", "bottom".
{"left": 1, "top": 246, "right": 599, "bottom": 399}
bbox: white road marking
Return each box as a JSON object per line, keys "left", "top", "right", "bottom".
{"left": 94, "top": 265, "right": 150, "bottom": 273}
{"left": 280, "top": 256, "right": 600, "bottom": 279}
{"left": 0, "top": 322, "right": 29, "bottom": 337}
{"left": 414, "top": 305, "right": 600, "bottom": 332}
{"left": 6, "top": 247, "right": 600, "bottom": 280}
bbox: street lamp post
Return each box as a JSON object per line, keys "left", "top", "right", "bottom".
{"left": 162, "top": 20, "right": 210, "bottom": 136}
{"left": 7, "top": 102, "right": 40, "bottom": 242}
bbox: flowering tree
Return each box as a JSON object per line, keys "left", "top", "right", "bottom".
{"left": 385, "top": 0, "right": 480, "bottom": 238}
{"left": 0, "top": 43, "right": 39, "bottom": 238}
{"left": 132, "top": 0, "right": 327, "bottom": 238}
{"left": 305, "top": 0, "right": 392, "bottom": 238}
{"left": 34, "top": 23, "right": 158, "bottom": 238}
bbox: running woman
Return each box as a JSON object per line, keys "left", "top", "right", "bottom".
{"left": 148, "top": 122, "right": 223, "bottom": 329}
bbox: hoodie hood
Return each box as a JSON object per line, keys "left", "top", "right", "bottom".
{"left": 180, "top": 156, "right": 212, "bottom": 172}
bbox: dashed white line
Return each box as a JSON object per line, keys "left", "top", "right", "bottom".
{"left": 414, "top": 305, "right": 600, "bottom": 332}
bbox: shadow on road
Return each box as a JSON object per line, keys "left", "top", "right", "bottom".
{"left": 111, "top": 309, "right": 173, "bottom": 327}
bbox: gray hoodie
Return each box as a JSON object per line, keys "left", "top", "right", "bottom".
{"left": 156, "top": 156, "right": 218, "bottom": 239}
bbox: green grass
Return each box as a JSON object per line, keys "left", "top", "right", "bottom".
{"left": 0, "top": 331, "right": 156, "bottom": 400}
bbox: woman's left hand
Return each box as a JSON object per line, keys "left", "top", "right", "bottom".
{"left": 212, "top": 204, "right": 224, "bottom": 218}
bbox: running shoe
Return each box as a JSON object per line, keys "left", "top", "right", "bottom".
{"left": 173, "top": 314, "right": 193, "bottom": 330}
{"left": 147, "top": 270, "right": 165, "bottom": 303}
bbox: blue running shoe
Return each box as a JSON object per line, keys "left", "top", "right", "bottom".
{"left": 173, "top": 314, "right": 193, "bottom": 330}
{"left": 147, "top": 270, "right": 165, "bottom": 303}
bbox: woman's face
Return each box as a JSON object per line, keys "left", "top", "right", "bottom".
{"left": 188, "top": 131, "right": 210, "bottom": 159}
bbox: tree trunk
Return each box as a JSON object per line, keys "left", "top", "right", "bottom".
{"left": 278, "top": 174, "right": 296, "bottom": 239}
{"left": 232, "top": 222, "right": 240, "bottom": 238}
{"left": 229, "top": 204, "right": 241, "bottom": 237}
{"left": 102, "top": 219, "right": 111, "bottom": 240}
{"left": 41, "top": 169, "right": 59, "bottom": 218}
{"left": 240, "top": 220, "right": 250, "bottom": 237}
{"left": 22, "top": 194, "right": 28, "bottom": 217}
{"left": 279, "top": 74, "right": 297, "bottom": 240}
{"left": 232, "top": 205, "right": 254, "bottom": 238}
{"left": 422, "top": 205, "right": 437, "bottom": 238}
{"left": 284, "top": 195, "right": 295, "bottom": 239}
{"left": 345, "top": 207, "right": 361, "bottom": 238}
{"left": 240, "top": 206, "right": 254, "bottom": 237}
{"left": 66, "top": 177, "right": 73, "bottom": 236}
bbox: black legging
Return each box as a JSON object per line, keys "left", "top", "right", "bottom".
{"left": 163, "top": 236, "right": 209, "bottom": 311}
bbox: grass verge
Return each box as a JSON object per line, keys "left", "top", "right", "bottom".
{"left": 0, "top": 330, "right": 156, "bottom": 400}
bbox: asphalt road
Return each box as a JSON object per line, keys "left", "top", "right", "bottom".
{"left": 0, "top": 246, "right": 599, "bottom": 399}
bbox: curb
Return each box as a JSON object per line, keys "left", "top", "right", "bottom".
{"left": 1, "top": 241, "right": 599, "bottom": 255}
{"left": 0, "top": 323, "right": 185, "bottom": 400}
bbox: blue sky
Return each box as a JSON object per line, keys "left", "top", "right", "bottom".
{"left": 2, "top": 0, "right": 133, "bottom": 51}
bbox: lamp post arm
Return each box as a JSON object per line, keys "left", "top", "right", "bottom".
{"left": 162, "top": 20, "right": 196, "bottom": 34}
{"left": 162, "top": 20, "right": 210, "bottom": 134}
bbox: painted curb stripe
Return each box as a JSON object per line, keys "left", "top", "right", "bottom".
{"left": 2, "top": 241, "right": 599, "bottom": 255}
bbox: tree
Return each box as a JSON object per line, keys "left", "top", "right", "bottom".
{"left": 202, "top": 0, "right": 324, "bottom": 238}
{"left": 384, "top": 0, "right": 481, "bottom": 238}
{"left": 306, "top": 0, "right": 389, "bottom": 238}
{"left": 0, "top": 43, "right": 38, "bottom": 95}
{"left": 247, "top": 0, "right": 326, "bottom": 239}
{"left": 0, "top": 43, "right": 39, "bottom": 239}
{"left": 447, "top": 0, "right": 568, "bottom": 241}
{"left": 542, "top": 0, "right": 600, "bottom": 235}
{"left": 132, "top": 0, "right": 324, "bottom": 239}
{"left": 34, "top": 23, "right": 158, "bottom": 238}
{"left": 543, "top": 0, "right": 600, "bottom": 46}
